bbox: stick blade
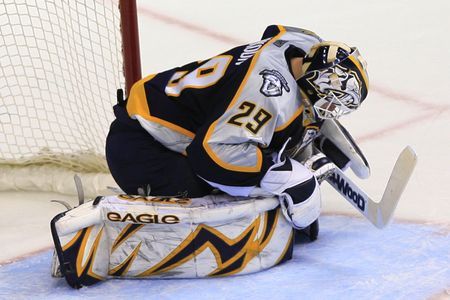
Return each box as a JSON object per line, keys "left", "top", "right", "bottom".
{"left": 374, "top": 146, "right": 418, "bottom": 228}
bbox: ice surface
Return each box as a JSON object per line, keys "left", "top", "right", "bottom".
{"left": 1, "top": 216, "right": 449, "bottom": 299}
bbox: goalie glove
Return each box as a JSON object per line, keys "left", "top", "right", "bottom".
{"left": 259, "top": 151, "right": 321, "bottom": 229}
{"left": 302, "top": 152, "right": 337, "bottom": 183}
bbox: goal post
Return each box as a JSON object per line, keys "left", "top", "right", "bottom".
{"left": 120, "top": 0, "right": 141, "bottom": 95}
{"left": 0, "top": 0, "right": 141, "bottom": 197}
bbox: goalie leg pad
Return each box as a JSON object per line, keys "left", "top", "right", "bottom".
{"left": 51, "top": 194, "right": 294, "bottom": 288}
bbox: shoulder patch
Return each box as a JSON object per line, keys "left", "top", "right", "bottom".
{"left": 273, "top": 40, "right": 288, "bottom": 48}
{"left": 259, "top": 69, "right": 290, "bottom": 97}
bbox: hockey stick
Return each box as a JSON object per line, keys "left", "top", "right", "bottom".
{"left": 326, "top": 146, "right": 418, "bottom": 229}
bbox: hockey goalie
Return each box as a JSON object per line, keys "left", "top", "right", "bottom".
{"left": 51, "top": 25, "right": 415, "bottom": 288}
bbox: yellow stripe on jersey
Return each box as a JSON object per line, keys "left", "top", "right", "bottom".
{"left": 274, "top": 105, "right": 304, "bottom": 132}
{"left": 126, "top": 73, "right": 156, "bottom": 118}
{"left": 126, "top": 73, "right": 196, "bottom": 139}
{"left": 204, "top": 121, "right": 264, "bottom": 172}
{"left": 202, "top": 25, "right": 286, "bottom": 173}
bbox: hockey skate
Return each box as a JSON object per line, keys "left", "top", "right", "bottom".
{"left": 295, "top": 219, "right": 319, "bottom": 242}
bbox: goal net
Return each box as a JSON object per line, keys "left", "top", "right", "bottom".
{"left": 0, "top": 0, "right": 141, "bottom": 196}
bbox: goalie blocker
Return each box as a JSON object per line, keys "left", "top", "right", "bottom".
{"left": 51, "top": 194, "right": 294, "bottom": 288}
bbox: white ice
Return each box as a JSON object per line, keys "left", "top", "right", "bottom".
{"left": 1, "top": 0, "right": 449, "bottom": 298}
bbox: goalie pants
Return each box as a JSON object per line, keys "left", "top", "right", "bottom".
{"left": 105, "top": 105, "right": 214, "bottom": 197}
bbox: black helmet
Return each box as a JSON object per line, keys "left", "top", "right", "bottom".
{"left": 297, "top": 41, "right": 369, "bottom": 119}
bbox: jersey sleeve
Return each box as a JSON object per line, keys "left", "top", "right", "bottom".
{"left": 186, "top": 28, "right": 297, "bottom": 196}
{"left": 186, "top": 98, "right": 278, "bottom": 196}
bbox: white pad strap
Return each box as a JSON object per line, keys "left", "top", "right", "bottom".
{"left": 257, "top": 154, "right": 321, "bottom": 229}
{"left": 259, "top": 157, "right": 312, "bottom": 195}
{"left": 279, "top": 178, "right": 321, "bottom": 229}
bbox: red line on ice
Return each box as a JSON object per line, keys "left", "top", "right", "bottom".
{"left": 356, "top": 108, "right": 447, "bottom": 143}
{"left": 138, "top": 6, "right": 450, "bottom": 142}
{"left": 138, "top": 6, "right": 243, "bottom": 45}
{"left": 0, "top": 246, "right": 53, "bottom": 266}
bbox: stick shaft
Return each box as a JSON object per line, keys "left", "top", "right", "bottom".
{"left": 326, "top": 146, "right": 417, "bottom": 229}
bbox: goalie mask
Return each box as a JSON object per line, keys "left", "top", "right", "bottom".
{"left": 297, "top": 42, "right": 369, "bottom": 119}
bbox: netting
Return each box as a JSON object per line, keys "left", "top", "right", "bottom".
{"left": 0, "top": 0, "right": 124, "bottom": 174}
